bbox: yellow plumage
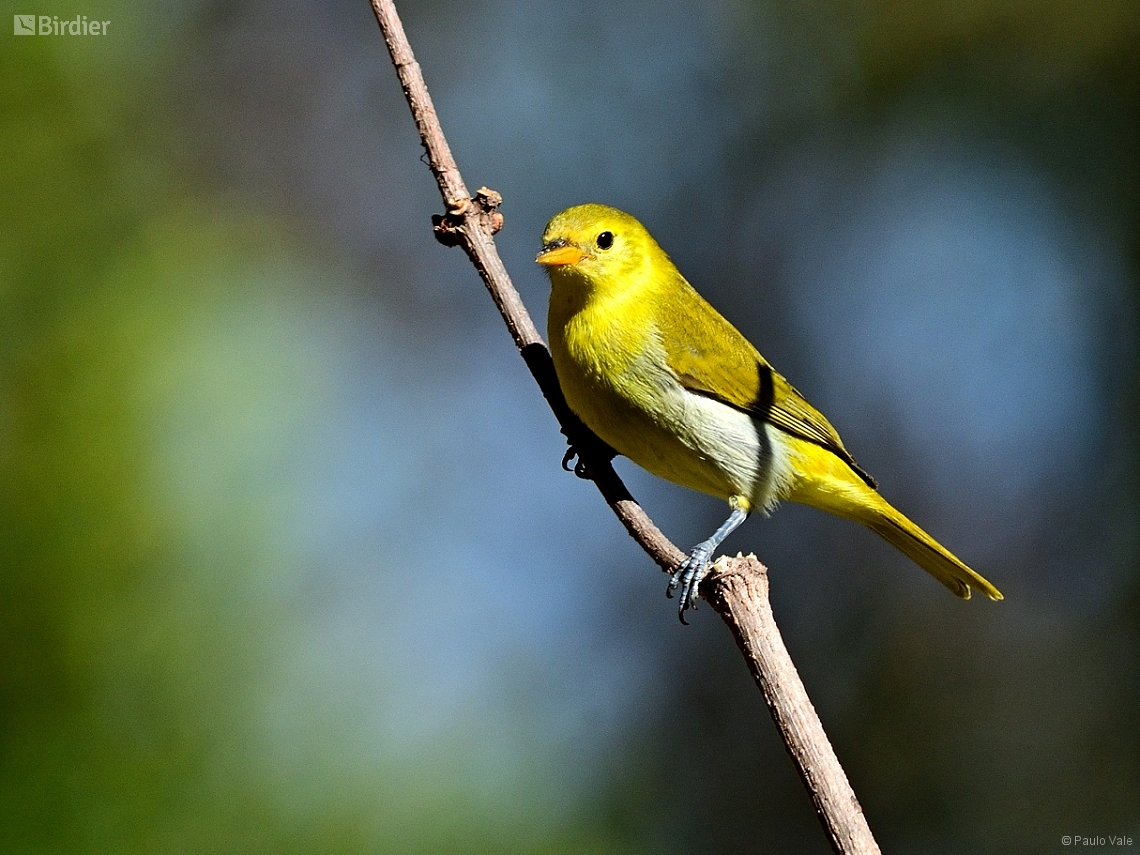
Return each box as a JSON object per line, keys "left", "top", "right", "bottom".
{"left": 537, "top": 203, "right": 1002, "bottom": 621}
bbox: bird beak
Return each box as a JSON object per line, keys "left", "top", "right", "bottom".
{"left": 536, "top": 240, "right": 588, "bottom": 267}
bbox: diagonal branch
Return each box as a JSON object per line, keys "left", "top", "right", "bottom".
{"left": 367, "top": 2, "right": 881, "bottom": 852}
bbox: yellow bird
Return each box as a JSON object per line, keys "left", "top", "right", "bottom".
{"left": 536, "top": 203, "right": 1003, "bottom": 622}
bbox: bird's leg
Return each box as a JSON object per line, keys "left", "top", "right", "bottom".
{"left": 667, "top": 507, "right": 748, "bottom": 624}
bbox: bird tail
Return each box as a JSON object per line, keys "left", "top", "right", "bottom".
{"left": 780, "top": 436, "right": 1003, "bottom": 600}
{"left": 863, "top": 498, "right": 1003, "bottom": 601}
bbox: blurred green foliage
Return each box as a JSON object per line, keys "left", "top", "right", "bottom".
{"left": 1, "top": 37, "right": 311, "bottom": 853}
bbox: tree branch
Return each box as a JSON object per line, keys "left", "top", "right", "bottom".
{"left": 367, "top": 2, "right": 881, "bottom": 852}
{"left": 706, "top": 557, "right": 881, "bottom": 854}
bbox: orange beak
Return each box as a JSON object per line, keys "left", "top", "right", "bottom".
{"left": 536, "top": 242, "right": 588, "bottom": 267}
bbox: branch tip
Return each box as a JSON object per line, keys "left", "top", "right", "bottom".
{"left": 432, "top": 187, "right": 505, "bottom": 247}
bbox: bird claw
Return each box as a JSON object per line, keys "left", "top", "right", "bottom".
{"left": 667, "top": 545, "right": 713, "bottom": 624}
{"left": 561, "top": 446, "right": 591, "bottom": 479}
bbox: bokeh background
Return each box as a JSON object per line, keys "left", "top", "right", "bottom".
{"left": 3, "top": 0, "right": 1138, "bottom": 852}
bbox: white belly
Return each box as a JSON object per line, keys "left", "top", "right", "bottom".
{"left": 572, "top": 366, "right": 798, "bottom": 513}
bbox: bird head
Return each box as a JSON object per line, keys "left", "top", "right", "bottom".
{"left": 536, "top": 204, "right": 662, "bottom": 292}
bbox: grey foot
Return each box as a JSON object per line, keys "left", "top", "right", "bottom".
{"left": 666, "top": 544, "right": 714, "bottom": 624}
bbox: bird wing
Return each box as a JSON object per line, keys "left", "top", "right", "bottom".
{"left": 658, "top": 277, "right": 877, "bottom": 489}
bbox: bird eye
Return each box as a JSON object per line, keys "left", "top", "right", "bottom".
{"left": 596, "top": 231, "right": 614, "bottom": 250}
